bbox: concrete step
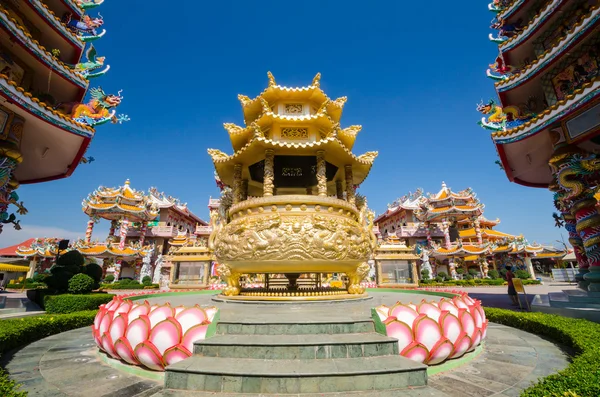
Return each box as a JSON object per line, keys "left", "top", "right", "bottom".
{"left": 216, "top": 320, "right": 374, "bottom": 335}
{"left": 165, "top": 355, "right": 427, "bottom": 394}
{"left": 563, "top": 289, "right": 600, "bottom": 303}
{"left": 193, "top": 333, "right": 399, "bottom": 359}
{"left": 152, "top": 387, "right": 436, "bottom": 396}
{"left": 548, "top": 292, "right": 600, "bottom": 309}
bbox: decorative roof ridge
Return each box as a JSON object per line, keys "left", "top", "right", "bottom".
{"left": 492, "top": 77, "right": 600, "bottom": 139}
{"left": 0, "top": 7, "right": 87, "bottom": 86}
{"left": 27, "top": 0, "right": 84, "bottom": 48}
{"left": 496, "top": 0, "right": 563, "bottom": 50}
{"left": 494, "top": 0, "right": 525, "bottom": 20}
{"left": 494, "top": 6, "right": 600, "bottom": 88}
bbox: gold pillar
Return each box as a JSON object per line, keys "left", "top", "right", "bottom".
{"left": 316, "top": 150, "right": 327, "bottom": 197}
{"left": 345, "top": 165, "right": 355, "bottom": 205}
{"left": 264, "top": 149, "right": 275, "bottom": 196}
{"left": 203, "top": 262, "right": 210, "bottom": 286}
{"left": 336, "top": 180, "right": 344, "bottom": 199}
{"left": 241, "top": 179, "right": 248, "bottom": 201}
{"left": 233, "top": 164, "right": 242, "bottom": 204}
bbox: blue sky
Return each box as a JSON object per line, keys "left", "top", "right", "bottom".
{"left": 2, "top": 1, "right": 566, "bottom": 247}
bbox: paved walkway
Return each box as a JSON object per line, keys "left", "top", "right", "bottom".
{"left": 1, "top": 290, "right": 570, "bottom": 396}
{"left": 0, "top": 290, "right": 44, "bottom": 319}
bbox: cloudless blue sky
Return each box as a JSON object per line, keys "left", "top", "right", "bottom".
{"left": 2, "top": 1, "right": 567, "bottom": 247}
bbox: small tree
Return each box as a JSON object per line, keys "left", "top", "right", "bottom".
{"left": 420, "top": 269, "right": 430, "bottom": 280}
{"left": 84, "top": 263, "right": 103, "bottom": 288}
{"left": 103, "top": 274, "right": 115, "bottom": 283}
{"left": 437, "top": 271, "right": 448, "bottom": 281}
{"left": 68, "top": 274, "right": 95, "bottom": 294}
{"left": 515, "top": 270, "right": 531, "bottom": 279}
{"left": 488, "top": 269, "right": 499, "bottom": 279}
{"left": 456, "top": 268, "right": 465, "bottom": 275}
{"left": 45, "top": 251, "right": 86, "bottom": 293}
{"left": 142, "top": 275, "right": 152, "bottom": 286}
{"left": 468, "top": 268, "right": 479, "bottom": 278}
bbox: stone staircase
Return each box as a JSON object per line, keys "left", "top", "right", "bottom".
{"left": 163, "top": 318, "right": 427, "bottom": 395}
{"left": 532, "top": 289, "right": 600, "bottom": 322}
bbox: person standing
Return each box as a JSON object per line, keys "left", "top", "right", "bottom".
{"left": 505, "top": 266, "right": 519, "bottom": 306}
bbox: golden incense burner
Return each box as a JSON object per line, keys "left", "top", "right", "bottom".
{"left": 208, "top": 72, "right": 378, "bottom": 300}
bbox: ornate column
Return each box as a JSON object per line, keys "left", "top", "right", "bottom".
{"left": 316, "top": 150, "right": 327, "bottom": 197}
{"left": 233, "top": 163, "right": 242, "bottom": 204}
{"left": 344, "top": 165, "right": 355, "bottom": 205}
{"left": 474, "top": 218, "right": 483, "bottom": 245}
{"left": 241, "top": 179, "right": 248, "bottom": 201}
{"left": 572, "top": 196, "right": 600, "bottom": 291}
{"left": 138, "top": 221, "right": 148, "bottom": 247}
{"left": 114, "top": 219, "right": 129, "bottom": 280}
{"left": 425, "top": 222, "right": 432, "bottom": 247}
{"left": 109, "top": 220, "right": 118, "bottom": 237}
{"left": 441, "top": 219, "right": 451, "bottom": 249}
{"left": 203, "top": 261, "right": 210, "bottom": 287}
{"left": 563, "top": 212, "right": 589, "bottom": 287}
{"left": 85, "top": 219, "right": 95, "bottom": 244}
{"left": 336, "top": 180, "right": 344, "bottom": 199}
{"left": 264, "top": 149, "right": 275, "bottom": 197}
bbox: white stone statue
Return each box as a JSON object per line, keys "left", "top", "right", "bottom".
{"left": 152, "top": 254, "right": 164, "bottom": 284}
{"left": 449, "top": 260, "right": 458, "bottom": 280}
{"left": 139, "top": 248, "right": 154, "bottom": 282}
{"left": 420, "top": 248, "right": 433, "bottom": 279}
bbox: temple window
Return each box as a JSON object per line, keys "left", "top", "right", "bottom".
{"left": 283, "top": 103, "right": 304, "bottom": 115}
{"left": 281, "top": 128, "right": 309, "bottom": 140}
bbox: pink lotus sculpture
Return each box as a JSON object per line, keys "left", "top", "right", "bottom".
{"left": 373, "top": 292, "right": 487, "bottom": 365}
{"left": 92, "top": 296, "right": 219, "bottom": 371}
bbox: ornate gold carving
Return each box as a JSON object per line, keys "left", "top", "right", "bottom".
{"left": 260, "top": 97, "right": 271, "bottom": 113}
{"left": 223, "top": 123, "right": 245, "bottom": 135}
{"left": 216, "top": 263, "right": 241, "bottom": 296}
{"left": 281, "top": 128, "right": 309, "bottom": 140}
{"left": 316, "top": 150, "right": 327, "bottom": 197}
{"left": 342, "top": 125, "right": 362, "bottom": 137}
{"left": 207, "top": 148, "right": 229, "bottom": 161}
{"left": 336, "top": 180, "right": 344, "bottom": 199}
{"left": 240, "top": 179, "right": 248, "bottom": 201}
{"left": 347, "top": 262, "right": 370, "bottom": 294}
{"left": 312, "top": 72, "right": 321, "bottom": 87}
{"left": 264, "top": 149, "right": 275, "bottom": 196}
{"left": 345, "top": 165, "right": 355, "bottom": 205}
{"left": 284, "top": 104, "right": 303, "bottom": 114}
{"left": 212, "top": 212, "right": 372, "bottom": 264}
{"left": 267, "top": 71, "right": 276, "bottom": 87}
{"left": 332, "top": 96, "right": 347, "bottom": 108}
{"left": 233, "top": 164, "right": 242, "bottom": 204}
{"left": 282, "top": 167, "right": 302, "bottom": 177}
{"left": 237, "top": 94, "right": 252, "bottom": 106}
{"left": 358, "top": 151, "right": 379, "bottom": 163}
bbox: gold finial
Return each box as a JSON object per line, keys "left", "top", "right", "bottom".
{"left": 124, "top": 179, "right": 130, "bottom": 185}
{"left": 267, "top": 71, "right": 276, "bottom": 87}
{"left": 332, "top": 96, "right": 347, "bottom": 108}
{"left": 312, "top": 72, "right": 321, "bottom": 87}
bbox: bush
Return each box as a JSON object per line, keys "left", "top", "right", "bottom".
{"left": 468, "top": 268, "right": 479, "bottom": 277}
{"left": 515, "top": 270, "right": 531, "bottom": 279}
{"left": 103, "top": 274, "right": 115, "bottom": 283}
{"left": 499, "top": 268, "right": 508, "bottom": 278}
{"left": 455, "top": 268, "right": 465, "bottom": 275}
{"left": 142, "top": 276, "right": 152, "bottom": 286}
{"left": 44, "top": 293, "right": 114, "bottom": 314}
{"left": 464, "top": 274, "right": 474, "bottom": 280}
{"left": 420, "top": 269, "right": 430, "bottom": 280}
{"left": 437, "top": 271, "right": 448, "bottom": 281}
{"left": 68, "top": 274, "right": 95, "bottom": 294}
{"left": 83, "top": 263, "right": 103, "bottom": 284}
{"left": 435, "top": 276, "right": 444, "bottom": 283}
{"left": 32, "top": 273, "right": 47, "bottom": 283}
{"left": 487, "top": 269, "right": 499, "bottom": 279}
{"left": 0, "top": 368, "right": 26, "bottom": 397}
{"left": 419, "top": 278, "right": 506, "bottom": 287}
{"left": 100, "top": 282, "right": 145, "bottom": 290}
{"left": 485, "top": 308, "right": 600, "bottom": 396}
{"left": 5, "top": 282, "right": 45, "bottom": 290}
{"left": 44, "top": 251, "right": 86, "bottom": 293}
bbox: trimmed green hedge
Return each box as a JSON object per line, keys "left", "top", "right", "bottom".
{"left": 420, "top": 279, "right": 542, "bottom": 287}
{"left": 485, "top": 308, "right": 600, "bottom": 396}
{"left": 44, "top": 293, "right": 114, "bottom": 314}
{"left": 0, "top": 310, "right": 97, "bottom": 396}
{"left": 5, "top": 283, "right": 45, "bottom": 290}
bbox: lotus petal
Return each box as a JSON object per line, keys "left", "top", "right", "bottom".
{"left": 148, "top": 305, "right": 174, "bottom": 328}
{"left": 427, "top": 337, "right": 454, "bottom": 365}
{"left": 204, "top": 306, "right": 218, "bottom": 322}
{"left": 439, "top": 300, "right": 459, "bottom": 317}
{"left": 93, "top": 308, "right": 106, "bottom": 331}
{"left": 452, "top": 296, "right": 469, "bottom": 310}
{"left": 418, "top": 301, "right": 442, "bottom": 322}
{"left": 150, "top": 317, "right": 183, "bottom": 356}
{"left": 105, "top": 298, "right": 121, "bottom": 311}
{"left": 128, "top": 303, "right": 151, "bottom": 323}
{"left": 99, "top": 310, "right": 114, "bottom": 336}
{"left": 481, "top": 319, "right": 489, "bottom": 340}
{"left": 407, "top": 303, "right": 418, "bottom": 311}
{"left": 476, "top": 304, "right": 486, "bottom": 323}
{"left": 175, "top": 307, "right": 207, "bottom": 334}
{"left": 174, "top": 306, "right": 186, "bottom": 316}
{"left": 400, "top": 341, "right": 429, "bottom": 364}
{"left": 126, "top": 315, "right": 151, "bottom": 350}
{"left": 163, "top": 345, "right": 192, "bottom": 366}
{"left": 439, "top": 311, "right": 462, "bottom": 344}
{"left": 470, "top": 305, "right": 483, "bottom": 328}
{"left": 182, "top": 324, "right": 209, "bottom": 353}
{"left": 92, "top": 328, "right": 102, "bottom": 348}
{"left": 413, "top": 314, "right": 442, "bottom": 352}
{"left": 389, "top": 303, "right": 419, "bottom": 326}
{"left": 374, "top": 305, "right": 390, "bottom": 321}
{"left": 469, "top": 329, "right": 482, "bottom": 351}
{"left": 384, "top": 319, "right": 414, "bottom": 352}
{"left": 450, "top": 333, "right": 472, "bottom": 359}
{"left": 462, "top": 295, "right": 475, "bottom": 305}
{"left": 114, "top": 337, "right": 139, "bottom": 365}
{"left": 134, "top": 341, "right": 164, "bottom": 371}
{"left": 109, "top": 313, "right": 128, "bottom": 342}
{"left": 458, "top": 308, "right": 476, "bottom": 339}
{"left": 101, "top": 333, "right": 118, "bottom": 359}
{"left": 115, "top": 300, "right": 133, "bottom": 315}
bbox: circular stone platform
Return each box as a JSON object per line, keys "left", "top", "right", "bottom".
{"left": 1, "top": 291, "right": 571, "bottom": 396}
{"left": 213, "top": 292, "right": 372, "bottom": 304}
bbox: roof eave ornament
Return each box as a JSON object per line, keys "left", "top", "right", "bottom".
{"left": 312, "top": 72, "right": 321, "bottom": 87}
{"left": 267, "top": 71, "right": 276, "bottom": 87}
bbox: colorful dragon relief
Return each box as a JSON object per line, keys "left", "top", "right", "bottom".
{"left": 489, "top": 17, "right": 523, "bottom": 43}
{"left": 487, "top": 55, "right": 515, "bottom": 81}
{"left": 488, "top": 0, "right": 511, "bottom": 13}
{"left": 70, "top": 45, "right": 109, "bottom": 79}
{"left": 55, "top": 87, "right": 129, "bottom": 126}
{"left": 476, "top": 99, "right": 534, "bottom": 131}
{"left": 64, "top": 13, "right": 106, "bottom": 42}
{"left": 76, "top": 0, "right": 104, "bottom": 10}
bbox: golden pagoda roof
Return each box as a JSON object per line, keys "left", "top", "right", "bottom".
{"left": 15, "top": 238, "right": 68, "bottom": 258}
{"left": 459, "top": 228, "right": 514, "bottom": 240}
{"left": 169, "top": 233, "right": 189, "bottom": 247}
{"left": 82, "top": 180, "right": 159, "bottom": 222}
{"left": 414, "top": 183, "right": 484, "bottom": 222}
{"left": 209, "top": 72, "right": 377, "bottom": 189}
{"left": 73, "top": 240, "right": 153, "bottom": 258}
{"left": 457, "top": 215, "right": 500, "bottom": 226}
{"left": 432, "top": 244, "right": 490, "bottom": 257}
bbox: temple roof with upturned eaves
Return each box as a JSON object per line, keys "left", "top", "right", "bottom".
{"left": 82, "top": 179, "right": 159, "bottom": 222}
{"left": 148, "top": 187, "right": 207, "bottom": 225}
{"left": 414, "top": 182, "right": 484, "bottom": 222}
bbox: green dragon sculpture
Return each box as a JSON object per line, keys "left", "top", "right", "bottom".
{"left": 70, "top": 45, "right": 109, "bottom": 79}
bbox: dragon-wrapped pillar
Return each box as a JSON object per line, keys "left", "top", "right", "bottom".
{"left": 573, "top": 195, "right": 600, "bottom": 292}
{"left": 564, "top": 212, "right": 589, "bottom": 288}
{"left": 0, "top": 113, "right": 26, "bottom": 234}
